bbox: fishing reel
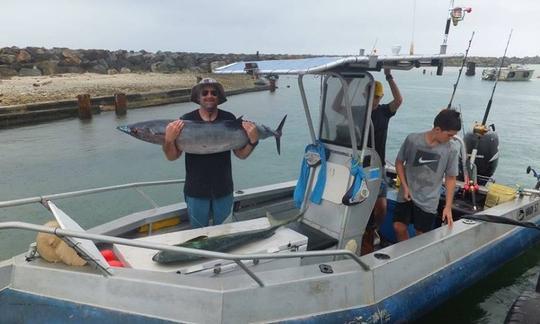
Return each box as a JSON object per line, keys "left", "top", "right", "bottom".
{"left": 472, "top": 123, "right": 495, "bottom": 135}
{"left": 450, "top": 7, "right": 472, "bottom": 26}
{"left": 526, "top": 166, "right": 540, "bottom": 190}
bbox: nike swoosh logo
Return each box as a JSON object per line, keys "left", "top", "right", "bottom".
{"left": 418, "top": 157, "right": 438, "bottom": 164}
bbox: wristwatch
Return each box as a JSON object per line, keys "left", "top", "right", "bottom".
{"left": 386, "top": 74, "right": 393, "bottom": 81}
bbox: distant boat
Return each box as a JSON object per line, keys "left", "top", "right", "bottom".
{"left": 481, "top": 64, "right": 534, "bottom": 81}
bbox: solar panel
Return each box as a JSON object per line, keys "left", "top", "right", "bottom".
{"left": 214, "top": 54, "right": 462, "bottom": 75}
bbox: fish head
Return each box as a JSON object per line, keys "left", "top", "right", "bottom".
{"left": 117, "top": 120, "right": 169, "bottom": 145}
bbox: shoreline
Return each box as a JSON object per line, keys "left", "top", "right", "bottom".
{"left": 0, "top": 73, "right": 267, "bottom": 128}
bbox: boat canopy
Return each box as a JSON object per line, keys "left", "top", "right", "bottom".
{"left": 214, "top": 54, "right": 463, "bottom": 75}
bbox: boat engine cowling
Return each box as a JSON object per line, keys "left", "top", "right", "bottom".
{"left": 461, "top": 131, "right": 499, "bottom": 185}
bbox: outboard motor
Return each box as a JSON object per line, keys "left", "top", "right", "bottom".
{"left": 462, "top": 123, "right": 499, "bottom": 185}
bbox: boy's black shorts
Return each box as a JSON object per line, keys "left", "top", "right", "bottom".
{"left": 393, "top": 200, "right": 436, "bottom": 233}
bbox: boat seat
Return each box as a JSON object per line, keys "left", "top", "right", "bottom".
{"left": 287, "top": 222, "right": 338, "bottom": 250}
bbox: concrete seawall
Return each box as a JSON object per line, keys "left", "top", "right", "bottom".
{"left": 0, "top": 85, "right": 269, "bottom": 129}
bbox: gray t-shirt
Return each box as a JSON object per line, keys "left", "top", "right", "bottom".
{"left": 396, "top": 132, "right": 459, "bottom": 213}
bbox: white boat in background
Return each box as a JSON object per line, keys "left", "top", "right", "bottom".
{"left": 481, "top": 64, "right": 535, "bottom": 81}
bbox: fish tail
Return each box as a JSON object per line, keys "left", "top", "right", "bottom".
{"left": 266, "top": 211, "right": 283, "bottom": 227}
{"left": 273, "top": 115, "right": 287, "bottom": 155}
{"left": 266, "top": 207, "right": 306, "bottom": 228}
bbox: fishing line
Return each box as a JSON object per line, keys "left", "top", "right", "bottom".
{"left": 481, "top": 29, "right": 513, "bottom": 126}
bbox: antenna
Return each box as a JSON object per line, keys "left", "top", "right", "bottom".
{"left": 410, "top": 0, "right": 417, "bottom": 54}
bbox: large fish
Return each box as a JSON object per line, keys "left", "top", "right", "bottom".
{"left": 152, "top": 209, "right": 305, "bottom": 264}
{"left": 117, "top": 115, "right": 287, "bottom": 154}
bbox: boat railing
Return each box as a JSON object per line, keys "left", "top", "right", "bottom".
{"left": 0, "top": 179, "right": 186, "bottom": 209}
{"left": 0, "top": 221, "right": 370, "bottom": 287}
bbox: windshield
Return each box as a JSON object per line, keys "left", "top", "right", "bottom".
{"left": 319, "top": 75, "right": 371, "bottom": 149}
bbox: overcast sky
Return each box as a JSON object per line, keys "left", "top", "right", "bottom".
{"left": 2, "top": 0, "right": 539, "bottom": 57}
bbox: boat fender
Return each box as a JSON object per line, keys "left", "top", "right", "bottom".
{"left": 342, "top": 158, "right": 369, "bottom": 206}
{"left": 293, "top": 141, "right": 328, "bottom": 208}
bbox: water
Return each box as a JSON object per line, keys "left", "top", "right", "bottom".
{"left": 1, "top": 65, "right": 540, "bottom": 322}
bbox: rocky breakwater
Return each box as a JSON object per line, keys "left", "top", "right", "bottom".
{"left": 0, "top": 46, "right": 305, "bottom": 78}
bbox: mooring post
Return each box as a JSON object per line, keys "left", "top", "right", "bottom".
{"left": 196, "top": 76, "right": 202, "bottom": 83}
{"left": 269, "top": 79, "right": 276, "bottom": 92}
{"left": 115, "top": 93, "right": 127, "bottom": 116}
{"left": 77, "top": 94, "right": 92, "bottom": 119}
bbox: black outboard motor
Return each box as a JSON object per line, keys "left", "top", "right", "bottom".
{"left": 458, "top": 124, "right": 499, "bottom": 186}
{"left": 463, "top": 125, "right": 499, "bottom": 185}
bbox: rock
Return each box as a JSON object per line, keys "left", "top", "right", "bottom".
{"left": 16, "top": 50, "right": 32, "bottom": 63}
{"left": 126, "top": 51, "right": 145, "bottom": 65}
{"left": 33, "top": 80, "right": 52, "bottom": 87}
{"left": 150, "top": 57, "right": 178, "bottom": 73}
{"left": 62, "top": 49, "right": 82, "bottom": 65}
{"left": 88, "top": 63, "right": 108, "bottom": 74}
{"left": 57, "top": 66, "right": 84, "bottom": 74}
{"left": 107, "top": 68, "right": 118, "bottom": 75}
{"left": 0, "top": 54, "right": 16, "bottom": 64}
{"left": 120, "top": 67, "right": 131, "bottom": 74}
{"left": 0, "top": 65, "right": 18, "bottom": 78}
{"left": 26, "top": 47, "right": 49, "bottom": 61}
{"left": 19, "top": 67, "right": 42, "bottom": 77}
{"left": 35, "top": 60, "right": 59, "bottom": 75}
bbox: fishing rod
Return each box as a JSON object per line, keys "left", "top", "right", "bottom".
{"left": 481, "top": 29, "right": 513, "bottom": 126}
{"left": 437, "top": 1, "right": 472, "bottom": 75}
{"left": 447, "top": 31, "right": 475, "bottom": 109}
{"left": 462, "top": 214, "right": 540, "bottom": 231}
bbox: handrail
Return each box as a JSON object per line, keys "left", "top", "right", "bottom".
{"left": 0, "top": 179, "right": 185, "bottom": 208}
{"left": 0, "top": 221, "right": 371, "bottom": 287}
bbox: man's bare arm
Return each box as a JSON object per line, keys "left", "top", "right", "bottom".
{"left": 385, "top": 69, "right": 403, "bottom": 113}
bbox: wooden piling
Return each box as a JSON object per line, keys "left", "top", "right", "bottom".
{"left": 115, "top": 93, "right": 127, "bottom": 116}
{"left": 269, "top": 79, "right": 276, "bottom": 92}
{"left": 77, "top": 94, "right": 92, "bottom": 119}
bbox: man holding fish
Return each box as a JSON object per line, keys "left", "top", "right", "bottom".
{"left": 163, "top": 78, "right": 259, "bottom": 228}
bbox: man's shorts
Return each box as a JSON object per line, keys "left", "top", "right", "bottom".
{"left": 393, "top": 200, "right": 436, "bottom": 233}
{"left": 184, "top": 193, "right": 233, "bottom": 229}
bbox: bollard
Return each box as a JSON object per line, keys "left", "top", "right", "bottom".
{"left": 196, "top": 76, "right": 202, "bottom": 83}
{"left": 115, "top": 93, "right": 127, "bottom": 116}
{"left": 77, "top": 94, "right": 92, "bottom": 120}
{"left": 269, "top": 79, "right": 276, "bottom": 92}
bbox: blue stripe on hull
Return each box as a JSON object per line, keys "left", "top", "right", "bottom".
{"left": 0, "top": 289, "right": 173, "bottom": 324}
{"left": 285, "top": 226, "right": 540, "bottom": 324}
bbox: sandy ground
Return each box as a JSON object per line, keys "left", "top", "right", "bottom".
{"left": 0, "top": 73, "right": 254, "bottom": 106}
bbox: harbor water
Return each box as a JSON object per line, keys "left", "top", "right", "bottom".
{"left": 1, "top": 65, "right": 540, "bottom": 322}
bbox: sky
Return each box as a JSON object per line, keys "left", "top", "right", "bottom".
{"left": 1, "top": 0, "right": 539, "bottom": 57}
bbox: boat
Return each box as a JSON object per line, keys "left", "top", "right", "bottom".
{"left": 481, "top": 64, "right": 535, "bottom": 81}
{"left": 2, "top": 53, "right": 540, "bottom": 323}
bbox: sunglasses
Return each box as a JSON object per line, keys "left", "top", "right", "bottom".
{"left": 201, "top": 90, "right": 218, "bottom": 97}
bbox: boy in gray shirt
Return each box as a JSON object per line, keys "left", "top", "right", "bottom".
{"left": 393, "top": 109, "right": 461, "bottom": 241}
